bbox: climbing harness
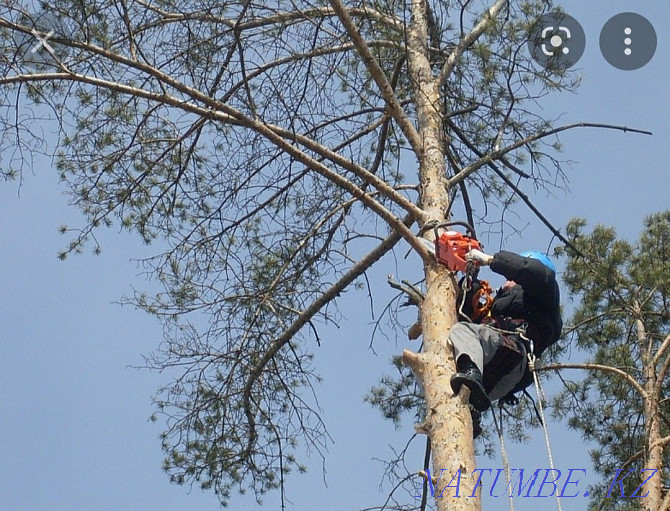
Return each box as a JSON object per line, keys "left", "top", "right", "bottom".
{"left": 458, "top": 276, "right": 494, "bottom": 323}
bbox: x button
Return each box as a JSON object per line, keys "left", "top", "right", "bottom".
{"left": 12, "top": 10, "right": 72, "bottom": 69}
{"left": 30, "top": 28, "right": 55, "bottom": 54}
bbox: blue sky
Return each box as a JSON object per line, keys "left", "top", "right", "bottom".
{"left": 1, "top": 1, "right": 669, "bottom": 510}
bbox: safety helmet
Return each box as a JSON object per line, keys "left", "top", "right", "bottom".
{"left": 520, "top": 250, "right": 556, "bottom": 273}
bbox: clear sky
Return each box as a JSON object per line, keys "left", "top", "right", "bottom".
{"left": 1, "top": 1, "right": 669, "bottom": 511}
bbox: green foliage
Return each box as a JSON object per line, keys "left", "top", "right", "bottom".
{"left": 0, "top": 0, "right": 580, "bottom": 507}
{"left": 553, "top": 212, "right": 670, "bottom": 510}
{"left": 365, "top": 355, "right": 423, "bottom": 428}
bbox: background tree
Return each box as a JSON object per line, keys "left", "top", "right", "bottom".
{"left": 0, "top": 0, "right": 596, "bottom": 509}
{"left": 548, "top": 212, "right": 670, "bottom": 511}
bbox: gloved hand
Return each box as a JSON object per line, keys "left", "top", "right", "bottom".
{"left": 466, "top": 249, "right": 493, "bottom": 266}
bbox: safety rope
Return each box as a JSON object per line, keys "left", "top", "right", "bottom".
{"left": 528, "top": 343, "right": 563, "bottom": 511}
{"left": 492, "top": 404, "right": 516, "bottom": 511}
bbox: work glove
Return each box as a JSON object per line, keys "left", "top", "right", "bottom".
{"left": 465, "top": 249, "right": 493, "bottom": 266}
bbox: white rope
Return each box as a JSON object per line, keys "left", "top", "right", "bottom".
{"left": 528, "top": 347, "right": 563, "bottom": 511}
{"left": 492, "top": 405, "right": 516, "bottom": 511}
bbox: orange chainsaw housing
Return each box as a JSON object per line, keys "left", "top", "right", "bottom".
{"left": 434, "top": 224, "right": 483, "bottom": 273}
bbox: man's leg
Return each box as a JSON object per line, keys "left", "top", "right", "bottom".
{"left": 449, "top": 323, "right": 491, "bottom": 411}
{"left": 477, "top": 328, "right": 527, "bottom": 402}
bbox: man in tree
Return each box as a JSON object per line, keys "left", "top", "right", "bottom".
{"left": 450, "top": 250, "right": 562, "bottom": 432}
{"left": 0, "top": 0, "right": 601, "bottom": 507}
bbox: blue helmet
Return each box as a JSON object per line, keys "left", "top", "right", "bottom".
{"left": 520, "top": 250, "right": 556, "bottom": 273}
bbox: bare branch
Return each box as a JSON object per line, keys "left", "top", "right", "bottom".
{"left": 326, "top": 0, "right": 422, "bottom": 153}
{"left": 0, "top": 69, "right": 426, "bottom": 252}
{"left": 655, "top": 336, "right": 670, "bottom": 389}
{"left": 653, "top": 332, "right": 670, "bottom": 367}
{"left": 539, "top": 363, "right": 646, "bottom": 399}
{"left": 387, "top": 275, "right": 424, "bottom": 306}
{"left": 439, "top": 0, "right": 509, "bottom": 86}
{"left": 446, "top": 119, "right": 581, "bottom": 253}
{"left": 448, "top": 122, "right": 652, "bottom": 188}
{"left": 242, "top": 214, "right": 416, "bottom": 459}
{"left": 130, "top": 2, "right": 405, "bottom": 34}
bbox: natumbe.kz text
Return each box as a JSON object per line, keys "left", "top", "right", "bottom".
{"left": 416, "top": 468, "right": 658, "bottom": 499}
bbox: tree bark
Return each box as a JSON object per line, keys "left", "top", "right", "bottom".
{"left": 403, "top": 264, "right": 479, "bottom": 509}
{"left": 402, "top": 0, "right": 479, "bottom": 508}
{"left": 638, "top": 316, "right": 663, "bottom": 510}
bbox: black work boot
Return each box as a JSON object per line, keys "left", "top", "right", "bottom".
{"left": 450, "top": 357, "right": 491, "bottom": 412}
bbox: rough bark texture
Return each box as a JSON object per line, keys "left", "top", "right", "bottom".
{"left": 402, "top": 0, "right": 479, "bottom": 508}
{"left": 403, "top": 265, "right": 479, "bottom": 509}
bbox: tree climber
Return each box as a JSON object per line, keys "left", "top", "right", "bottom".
{"left": 450, "top": 250, "right": 562, "bottom": 436}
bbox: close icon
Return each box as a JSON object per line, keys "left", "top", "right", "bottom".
{"left": 30, "top": 27, "right": 55, "bottom": 54}
{"left": 600, "top": 13, "right": 656, "bottom": 71}
{"left": 11, "top": 9, "right": 71, "bottom": 70}
{"left": 528, "top": 12, "right": 586, "bottom": 71}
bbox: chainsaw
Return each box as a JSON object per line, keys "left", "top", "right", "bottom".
{"left": 413, "top": 221, "right": 494, "bottom": 329}
{"left": 419, "top": 221, "right": 484, "bottom": 274}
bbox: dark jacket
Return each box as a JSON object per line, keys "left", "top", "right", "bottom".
{"left": 489, "top": 251, "right": 562, "bottom": 357}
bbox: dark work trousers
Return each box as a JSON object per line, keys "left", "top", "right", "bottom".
{"left": 449, "top": 322, "right": 528, "bottom": 402}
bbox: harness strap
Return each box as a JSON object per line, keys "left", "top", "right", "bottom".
{"left": 522, "top": 388, "right": 543, "bottom": 426}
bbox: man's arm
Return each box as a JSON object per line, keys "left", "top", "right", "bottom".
{"left": 467, "top": 249, "right": 556, "bottom": 299}
{"left": 490, "top": 250, "right": 557, "bottom": 299}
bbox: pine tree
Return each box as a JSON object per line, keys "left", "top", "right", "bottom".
{"left": 0, "top": 1, "right": 628, "bottom": 509}
{"left": 550, "top": 212, "right": 670, "bottom": 511}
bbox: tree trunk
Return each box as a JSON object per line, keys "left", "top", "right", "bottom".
{"left": 644, "top": 397, "right": 663, "bottom": 511}
{"left": 404, "top": 264, "right": 480, "bottom": 510}
{"left": 637, "top": 316, "right": 663, "bottom": 510}
{"left": 402, "top": 0, "right": 479, "bottom": 508}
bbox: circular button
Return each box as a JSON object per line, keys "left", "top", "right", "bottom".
{"left": 527, "top": 12, "right": 586, "bottom": 71}
{"left": 600, "top": 13, "right": 656, "bottom": 71}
